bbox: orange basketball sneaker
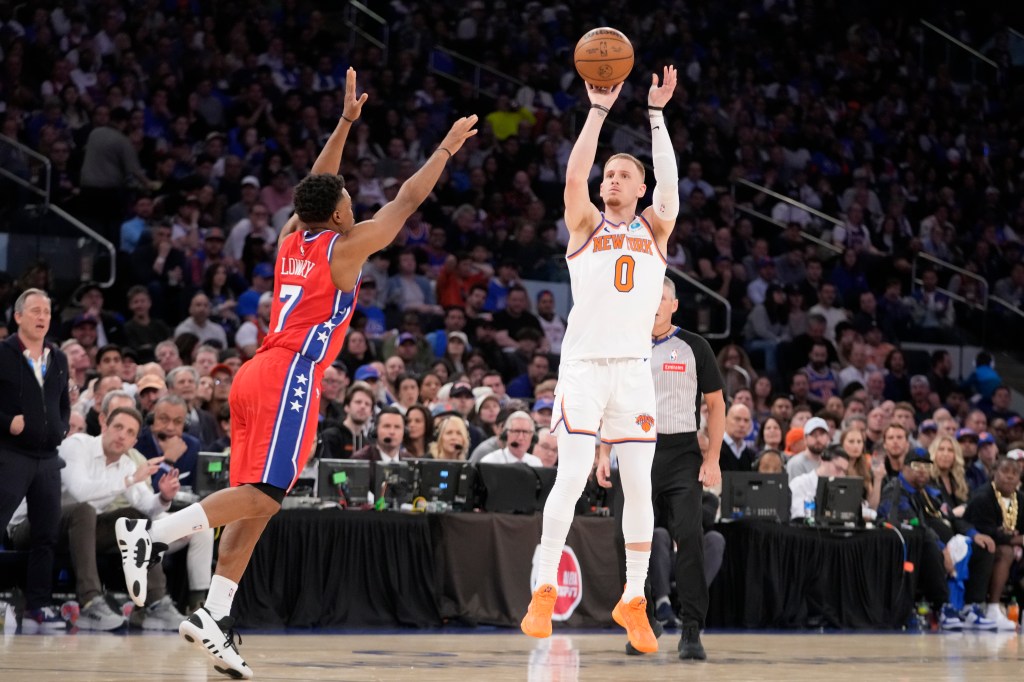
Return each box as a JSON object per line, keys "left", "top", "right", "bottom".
{"left": 521, "top": 584, "right": 558, "bottom": 638}
{"left": 612, "top": 596, "right": 659, "bottom": 654}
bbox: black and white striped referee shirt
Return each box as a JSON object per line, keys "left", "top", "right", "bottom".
{"left": 651, "top": 327, "right": 724, "bottom": 435}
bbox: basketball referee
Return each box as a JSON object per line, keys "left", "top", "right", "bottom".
{"left": 599, "top": 276, "right": 725, "bottom": 660}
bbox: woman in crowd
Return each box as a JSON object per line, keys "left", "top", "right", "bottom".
{"left": 753, "top": 375, "right": 775, "bottom": 423}
{"left": 474, "top": 393, "right": 502, "bottom": 438}
{"left": 757, "top": 416, "right": 785, "bottom": 454}
{"left": 418, "top": 372, "right": 443, "bottom": 409}
{"left": 930, "top": 434, "right": 970, "bottom": 517}
{"left": 429, "top": 414, "right": 471, "bottom": 461}
{"left": 339, "top": 329, "right": 376, "bottom": 378}
{"left": 395, "top": 374, "right": 421, "bottom": 413}
{"left": 403, "top": 404, "right": 433, "bottom": 459}
{"left": 716, "top": 344, "right": 757, "bottom": 401}
{"left": 743, "top": 283, "right": 790, "bottom": 374}
{"left": 444, "top": 332, "right": 470, "bottom": 375}
{"left": 755, "top": 449, "right": 785, "bottom": 474}
{"left": 839, "top": 427, "right": 882, "bottom": 509}
{"left": 202, "top": 263, "right": 240, "bottom": 339}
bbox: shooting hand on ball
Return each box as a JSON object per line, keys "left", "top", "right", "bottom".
{"left": 587, "top": 82, "right": 620, "bottom": 111}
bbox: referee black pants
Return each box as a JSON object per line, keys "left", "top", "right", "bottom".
{"left": 613, "top": 432, "right": 706, "bottom": 628}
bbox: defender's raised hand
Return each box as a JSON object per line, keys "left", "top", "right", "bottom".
{"left": 437, "top": 115, "right": 479, "bottom": 157}
{"left": 342, "top": 67, "right": 368, "bottom": 123}
{"left": 648, "top": 65, "right": 677, "bottom": 109}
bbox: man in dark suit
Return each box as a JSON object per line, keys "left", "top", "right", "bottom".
{"left": 135, "top": 394, "right": 201, "bottom": 489}
{"left": 720, "top": 403, "right": 758, "bottom": 472}
{"left": 352, "top": 408, "right": 407, "bottom": 462}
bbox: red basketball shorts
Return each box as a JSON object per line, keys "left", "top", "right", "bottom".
{"left": 228, "top": 347, "right": 323, "bottom": 491}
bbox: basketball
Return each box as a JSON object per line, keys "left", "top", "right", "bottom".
{"left": 574, "top": 27, "right": 634, "bottom": 88}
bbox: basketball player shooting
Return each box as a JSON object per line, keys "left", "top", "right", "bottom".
{"left": 521, "top": 66, "right": 678, "bottom": 654}
{"left": 115, "top": 68, "right": 477, "bottom": 679}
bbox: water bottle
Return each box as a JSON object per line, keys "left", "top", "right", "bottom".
{"left": 1008, "top": 597, "right": 1020, "bottom": 629}
{"left": 803, "top": 498, "right": 816, "bottom": 525}
{"left": 915, "top": 601, "right": 931, "bottom": 631}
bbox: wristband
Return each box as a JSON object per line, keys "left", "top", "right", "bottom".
{"left": 591, "top": 103, "right": 611, "bottom": 115}
{"left": 648, "top": 105, "right": 664, "bottom": 111}
{"left": 341, "top": 114, "right": 356, "bottom": 123}
{"left": 436, "top": 146, "right": 452, "bottom": 159}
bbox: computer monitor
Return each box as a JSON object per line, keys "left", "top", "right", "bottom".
{"left": 372, "top": 460, "right": 414, "bottom": 507}
{"left": 412, "top": 459, "right": 465, "bottom": 504}
{"left": 721, "top": 472, "right": 790, "bottom": 522}
{"left": 317, "top": 459, "right": 371, "bottom": 506}
{"left": 535, "top": 467, "right": 558, "bottom": 508}
{"left": 195, "top": 452, "right": 229, "bottom": 498}
{"left": 476, "top": 462, "right": 541, "bottom": 514}
{"left": 815, "top": 476, "right": 864, "bottom": 526}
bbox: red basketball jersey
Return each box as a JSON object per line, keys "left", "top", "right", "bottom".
{"left": 259, "top": 229, "right": 359, "bottom": 368}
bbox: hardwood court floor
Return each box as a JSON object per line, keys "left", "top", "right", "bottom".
{"left": 1, "top": 630, "right": 1022, "bottom": 681}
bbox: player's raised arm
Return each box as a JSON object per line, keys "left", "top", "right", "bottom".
{"left": 335, "top": 115, "right": 478, "bottom": 266}
{"left": 641, "top": 65, "right": 679, "bottom": 246}
{"left": 564, "top": 83, "right": 620, "bottom": 233}
{"left": 311, "top": 67, "right": 367, "bottom": 176}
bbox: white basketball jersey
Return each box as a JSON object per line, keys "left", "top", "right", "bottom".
{"left": 560, "top": 213, "right": 667, "bottom": 361}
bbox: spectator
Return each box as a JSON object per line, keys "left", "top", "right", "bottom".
{"left": 479, "top": 411, "right": 541, "bottom": 466}
{"left": 883, "top": 349, "right": 911, "bottom": 403}
{"left": 236, "top": 262, "right": 274, "bottom": 320}
{"left": 720, "top": 404, "right": 758, "bottom": 473}
{"left": 235, "top": 292, "right": 271, "bottom": 358}
{"left": 808, "top": 283, "right": 849, "bottom": 342}
{"left": 877, "top": 449, "right": 998, "bottom": 631}
{"left": 786, "top": 417, "right": 832, "bottom": 481}
{"left": 756, "top": 417, "right": 785, "bottom": 453}
{"left": 321, "top": 383, "right": 375, "bottom": 459}
{"left": 963, "top": 456, "right": 1024, "bottom": 630}
{"left": 927, "top": 350, "right": 957, "bottom": 404}
{"left": 534, "top": 427, "right": 558, "bottom": 467}
{"left": 535, "top": 290, "right": 567, "bottom": 356}
{"left": 508, "top": 351, "right": 550, "bottom": 400}
{"left": 985, "top": 386, "right": 1019, "bottom": 422}
{"left": 403, "top": 405, "right": 433, "bottom": 459}
{"left": 492, "top": 285, "right": 542, "bottom": 349}
{"left": 930, "top": 435, "right": 970, "bottom": 518}
{"left": 743, "top": 284, "right": 789, "bottom": 374}
{"left": 0, "top": 289, "right": 70, "bottom": 631}
{"left": 911, "top": 268, "right": 955, "bottom": 334}
{"left": 790, "top": 447, "right": 851, "bottom": 520}
{"left": 879, "top": 423, "right": 912, "bottom": 483}
{"left": 135, "top": 395, "right": 200, "bottom": 487}
{"left": 84, "top": 374, "right": 122, "bottom": 437}
{"left": 174, "top": 292, "right": 228, "bottom": 348}
{"left": 353, "top": 408, "right": 408, "bottom": 462}
{"left": 386, "top": 250, "right": 441, "bottom": 316}
{"left": 429, "top": 413, "right": 472, "bottom": 461}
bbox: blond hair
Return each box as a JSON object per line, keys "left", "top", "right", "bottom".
{"left": 604, "top": 153, "right": 646, "bottom": 182}
{"left": 929, "top": 435, "right": 969, "bottom": 503}
{"left": 429, "top": 415, "right": 470, "bottom": 460}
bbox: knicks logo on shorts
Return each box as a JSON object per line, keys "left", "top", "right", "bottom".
{"left": 635, "top": 414, "right": 655, "bottom": 433}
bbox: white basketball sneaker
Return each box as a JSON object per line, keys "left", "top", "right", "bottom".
{"left": 179, "top": 607, "right": 253, "bottom": 680}
{"left": 115, "top": 517, "right": 166, "bottom": 607}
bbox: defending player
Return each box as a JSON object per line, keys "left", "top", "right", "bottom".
{"left": 115, "top": 68, "right": 477, "bottom": 678}
{"left": 521, "top": 66, "right": 678, "bottom": 654}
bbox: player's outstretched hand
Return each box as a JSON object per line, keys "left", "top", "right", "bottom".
{"left": 437, "top": 115, "right": 479, "bottom": 157}
{"left": 648, "top": 65, "right": 677, "bottom": 109}
{"left": 595, "top": 445, "right": 613, "bottom": 489}
{"left": 586, "top": 82, "right": 620, "bottom": 110}
{"left": 342, "top": 67, "right": 368, "bottom": 123}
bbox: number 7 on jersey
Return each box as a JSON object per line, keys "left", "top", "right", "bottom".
{"left": 275, "top": 283, "right": 304, "bottom": 332}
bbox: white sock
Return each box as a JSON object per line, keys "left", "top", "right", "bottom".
{"left": 150, "top": 503, "right": 210, "bottom": 546}
{"left": 204, "top": 575, "right": 238, "bottom": 621}
{"left": 623, "top": 549, "right": 650, "bottom": 602}
{"left": 536, "top": 515, "right": 572, "bottom": 587}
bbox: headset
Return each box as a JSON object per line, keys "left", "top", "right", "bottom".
{"left": 499, "top": 410, "right": 538, "bottom": 451}
{"left": 369, "top": 406, "right": 409, "bottom": 448}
